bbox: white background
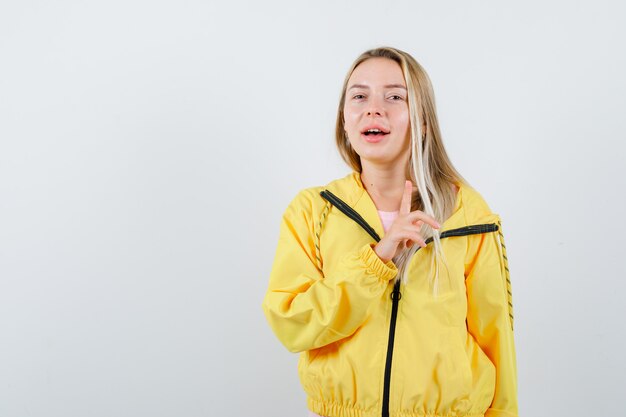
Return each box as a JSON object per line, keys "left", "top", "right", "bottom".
{"left": 1, "top": 1, "right": 625, "bottom": 416}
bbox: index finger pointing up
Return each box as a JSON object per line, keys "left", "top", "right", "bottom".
{"left": 400, "top": 180, "right": 413, "bottom": 215}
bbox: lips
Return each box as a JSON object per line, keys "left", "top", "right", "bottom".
{"left": 361, "top": 124, "right": 390, "bottom": 135}
{"left": 360, "top": 124, "right": 390, "bottom": 143}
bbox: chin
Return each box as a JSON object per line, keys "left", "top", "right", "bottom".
{"left": 358, "top": 153, "right": 399, "bottom": 165}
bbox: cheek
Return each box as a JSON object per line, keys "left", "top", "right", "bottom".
{"left": 395, "top": 109, "right": 410, "bottom": 134}
{"left": 343, "top": 106, "right": 359, "bottom": 128}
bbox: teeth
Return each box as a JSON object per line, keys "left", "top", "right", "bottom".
{"left": 366, "top": 129, "right": 382, "bottom": 133}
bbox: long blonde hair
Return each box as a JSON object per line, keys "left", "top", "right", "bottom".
{"left": 335, "top": 46, "right": 468, "bottom": 296}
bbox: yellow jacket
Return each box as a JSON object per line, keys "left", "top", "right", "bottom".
{"left": 262, "top": 172, "right": 518, "bottom": 417}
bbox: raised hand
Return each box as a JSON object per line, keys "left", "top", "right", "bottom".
{"left": 373, "top": 180, "right": 440, "bottom": 263}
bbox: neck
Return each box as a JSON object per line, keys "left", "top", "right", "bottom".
{"left": 360, "top": 162, "right": 410, "bottom": 211}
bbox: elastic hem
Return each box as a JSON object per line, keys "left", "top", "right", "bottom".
{"left": 484, "top": 409, "right": 518, "bottom": 417}
{"left": 308, "top": 398, "right": 374, "bottom": 417}
{"left": 308, "top": 398, "right": 487, "bottom": 417}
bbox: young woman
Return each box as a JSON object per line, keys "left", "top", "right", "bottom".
{"left": 262, "top": 47, "right": 518, "bottom": 417}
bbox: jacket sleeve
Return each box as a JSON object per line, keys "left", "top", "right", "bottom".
{"left": 465, "top": 217, "right": 519, "bottom": 417}
{"left": 262, "top": 190, "right": 398, "bottom": 353}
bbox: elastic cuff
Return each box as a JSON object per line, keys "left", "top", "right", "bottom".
{"left": 358, "top": 242, "right": 397, "bottom": 281}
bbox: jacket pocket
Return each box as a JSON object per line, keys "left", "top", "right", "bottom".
{"left": 451, "top": 329, "right": 473, "bottom": 391}
{"left": 399, "top": 325, "right": 473, "bottom": 413}
{"left": 443, "top": 328, "right": 474, "bottom": 414}
{"left": 465, "top": 331, "right": 497, "bottom": 412}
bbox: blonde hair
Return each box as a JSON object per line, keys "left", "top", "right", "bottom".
{"left": 335, "top": 46, "right": 469, "bottom": 296}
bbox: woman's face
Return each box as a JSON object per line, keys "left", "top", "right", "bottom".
{"left": 343, "top": 58, "right": 411, "bottom": 167}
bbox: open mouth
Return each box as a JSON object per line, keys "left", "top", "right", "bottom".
{"left": 361, "top": 127, "right": 390, "bottom": 137}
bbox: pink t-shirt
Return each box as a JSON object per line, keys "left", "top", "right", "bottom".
{"left": 308, "top": 210, "right": 398, "bottom": 417}
{"left": 377, "top": 209, "right": 399, "bottom": 233}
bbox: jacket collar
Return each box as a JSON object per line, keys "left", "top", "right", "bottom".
{"left": 323, "top": 171, "right": 475, "bottom": 238}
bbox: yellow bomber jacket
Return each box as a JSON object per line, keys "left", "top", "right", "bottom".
{"left": 262, "top": 171, "right": 519, "bottom": 417}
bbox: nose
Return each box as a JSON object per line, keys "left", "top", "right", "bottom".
{"left": 366, "top": 96, "right": 385, "bottom": 116}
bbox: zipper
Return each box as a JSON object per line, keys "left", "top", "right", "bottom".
{"left": 382, "top": 279, "right": 401, "bottom": 417}
{"left": 319, "top": 189, "right": 499, "bottom": 417}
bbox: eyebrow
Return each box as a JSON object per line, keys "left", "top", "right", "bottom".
{"left": 348, "top": 83, "right": 407, "bottom": 90}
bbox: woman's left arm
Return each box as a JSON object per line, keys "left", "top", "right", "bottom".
{"left": 465, "top": 217, "right": 519, "bottom": 417}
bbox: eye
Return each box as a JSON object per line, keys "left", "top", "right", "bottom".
{"left": 352, "top": 94, "right": 366, "bottom": 100}
{"left": 389, "top": 95, "right": 404, "bottom": 101}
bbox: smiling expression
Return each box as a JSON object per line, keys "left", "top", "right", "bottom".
{"left": 343, "top": 58, "right": 411, "bottom": 166}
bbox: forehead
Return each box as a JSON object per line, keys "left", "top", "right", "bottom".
{"left": 347, "top": 58, "right": 406, "bottom": 87}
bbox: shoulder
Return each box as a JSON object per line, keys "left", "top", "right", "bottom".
{"left": 459, "top": 183, "right": 506, "bottom": 268}
{"left": 458, "top": 182, "right": 501, "bottom": 225}
{"left": 283, "top": 172, "right": 357, "bottom": 219}
{"left": 284, "top": 185, "right": 326, "bottom": 219}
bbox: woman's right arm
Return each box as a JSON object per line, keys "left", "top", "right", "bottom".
{"left": 262, "top": 189, "right": 398, "bottom": 353}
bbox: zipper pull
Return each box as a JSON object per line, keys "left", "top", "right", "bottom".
{"left": 390, "top": 281, "right": 402, "bottom": 301}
